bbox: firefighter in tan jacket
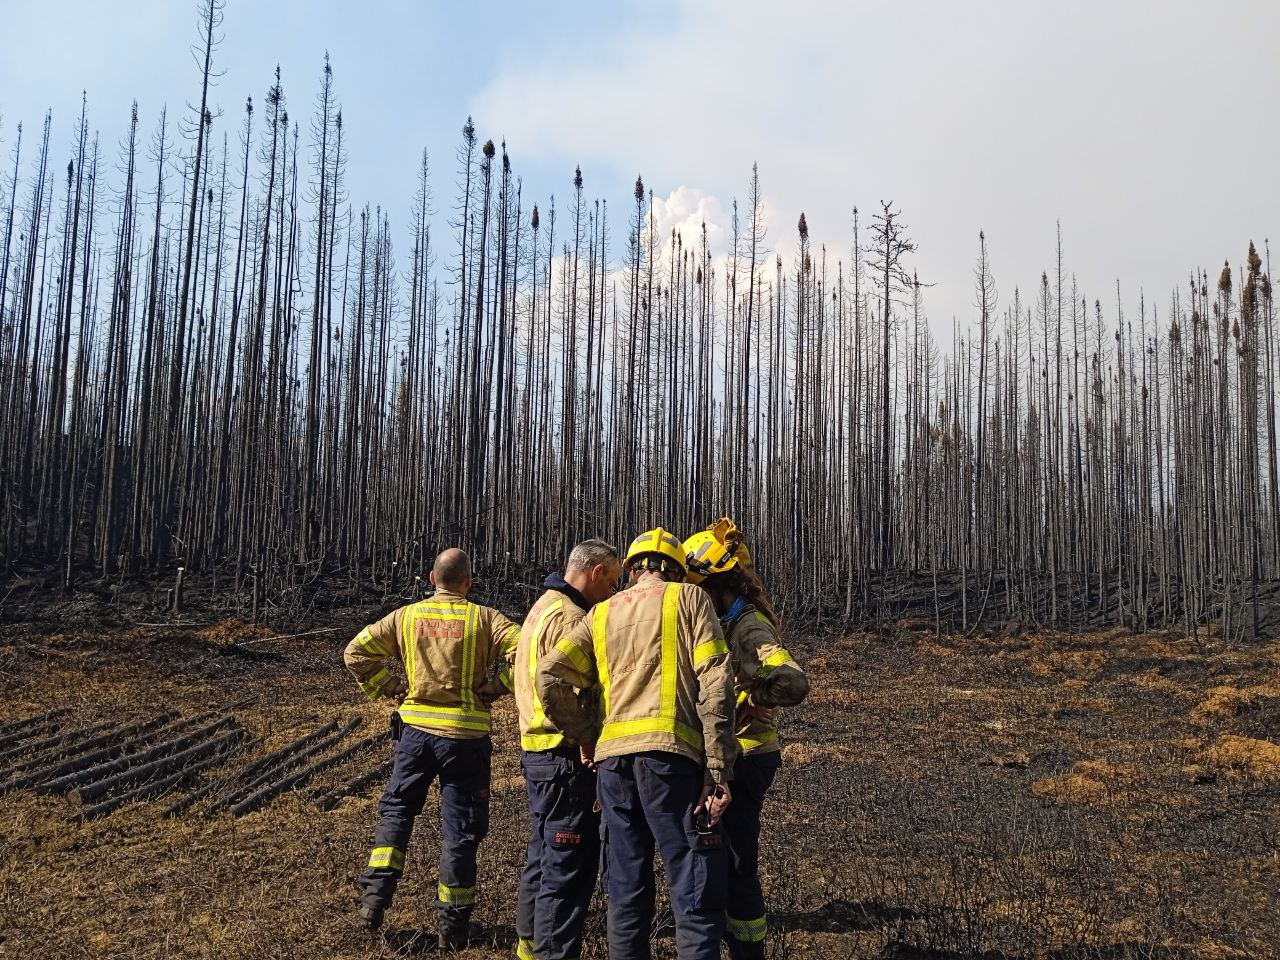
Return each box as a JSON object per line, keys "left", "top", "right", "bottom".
{"left": 344, "top": 548, "right": 519, "bottom": 949}
{"left": 514, "top": 539, "right": 624, "bottom": 960}
{"left": 683, "top": 519, "right": 809, "bottom": 960}
{"left": 536, "top": 528, "right": 738, "bottom": 960}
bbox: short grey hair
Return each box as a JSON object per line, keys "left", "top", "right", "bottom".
{"left": 566, "top": 538, "right": 621, "bottom": 573}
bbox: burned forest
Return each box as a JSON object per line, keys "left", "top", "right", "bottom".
{"left": 2, "top": 4, "right": 1280, "bottom": 959}
{"left": 1, "top": 13, "right": 1277, "bottom": 638}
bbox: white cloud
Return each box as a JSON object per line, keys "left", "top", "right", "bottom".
{"left": 470, "top": 0, "right": 1280, "bottom": 343}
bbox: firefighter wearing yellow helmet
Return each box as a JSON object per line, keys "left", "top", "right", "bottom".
{"left": 537, "top": 526, "right": 739, "bottom": 960}
{"left": 682, "top": 519, "right": 809, "bottom": 960}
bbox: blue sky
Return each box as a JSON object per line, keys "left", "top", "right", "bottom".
{"left": 3, "top": 0, "right": 1278, "bottom": 337}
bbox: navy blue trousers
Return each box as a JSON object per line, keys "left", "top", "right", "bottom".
{"left": 721, "top": 751, "right": 781, "bottom": 959}
{"left": 358, "top": 726, "right": 491, "bottom": 934}
{"left": 516, "top": 746, "right": 600, "bottom": 960}
{"left": 597, "top": 752, "right": 727, "bottom": 960}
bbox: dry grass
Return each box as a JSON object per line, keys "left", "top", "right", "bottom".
{"left": 1, "top": 612, "right": 1278, "bottom": 959}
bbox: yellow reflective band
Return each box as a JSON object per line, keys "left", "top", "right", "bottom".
{"left": 360, "top": 667, "right": 390, "bottom": 700}
{"left": 461, "top": 605, "right": 478, "bottom": 714}
{"left": 737, "top": 728, "right": 778, "bottom": 750}
{"left": 521, "top": 732, "right": 565, "bottom": 751}
{"left": 368, "top": 846, "right": 405, "bottom": 871}
{"left": 736, "top": 689, "right": 750, "bottom": 706}
{"left": 529, "top": 601, "right": 566, "bottom": 684}
{"left": 553, "top": 636, "right": 592, "bottom": 678}
{"left": 726, "top": 913, "right": 768, "bottom": 942}
{"left": 693, "top": 637, "right": 728, "bottom": 667}
{"left": 754, "top": 648, "right": 794, "bottom": 681}
{"left": 600, "top": 716, "right": 703, "bottom": 749}
{"left": 500, "top": 622, "right": 521, "bottom": 651}
{"left": 356, "top": 628, "right": 383, "bottom": 656}
{"left": 591, "top": 602, "right": 611, "bottom": 714}
{"left": 660, "top": 584, "right": 680, "bottom": 717}
{"left": 516, "top": 938, "right": 536, "bottom": 960}
{"left": 399, "top": 704, "right": 492, "bottom": 731}
{"left": 754, "top": 611, "right": 771, "bottom": 625}
{"left": 526, "top": 600, "right": 566, "bottom": 750}
{"left": 403, "top": 613, "right": 418, "bottom": 692}
{"left": 437, "top": 882, "right": 476, "bottom": 906}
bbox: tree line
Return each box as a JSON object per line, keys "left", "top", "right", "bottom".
{"left": 1, "top": 1, "right": 1276, "bottom": 637}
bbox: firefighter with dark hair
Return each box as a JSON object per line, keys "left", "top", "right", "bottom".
{"left": 683, "top": 519, "right": 810, "bottom": 959}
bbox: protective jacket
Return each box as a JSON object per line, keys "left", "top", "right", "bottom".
{"left": 344, "top": 589, "right": 520, "bottom": 739}
{"left": 536, "top": 571, "right": 739, "bottom": 782}
{"left": 723, "top": 602, "right": 809, "bottom": 755}
{"left": 515, "top": 573, "right": 590, "bottom": 752}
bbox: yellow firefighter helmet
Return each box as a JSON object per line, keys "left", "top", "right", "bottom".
{"left": 683, "top": 517, "right": 751, "bottom": 585}
{"left": 624, "top": 527, "right": 688, "bottom": 575}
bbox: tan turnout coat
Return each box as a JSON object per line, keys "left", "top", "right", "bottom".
{"left": 344, "top": 589, "right": 520, "bottom": 739}
{"left": 514, "top": 587, "right": 589, "bottom": 752}
{"left": 724, "top": 605, "right": 809, "bottom": 755}
{"left": 536, "top": 571, "right": 739, "bottom": 782}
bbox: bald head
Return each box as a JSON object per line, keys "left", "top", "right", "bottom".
{"left": 431, "top": 548, "right": 473, "bottom": 594}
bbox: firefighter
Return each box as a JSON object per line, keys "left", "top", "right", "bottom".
{"left": 683, "top": 519, "right": 810, "bottom": 960}
{"left": 536, "top": 527, "right": 739, "bottom": 960}
{"left": 343, "top": 547, "right": 520, "bottom": 950}
{"left": 514, "top": 539, "right": 624, "bottom": 960}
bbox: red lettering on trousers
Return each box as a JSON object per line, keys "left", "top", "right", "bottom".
{"left": 555, "top": 831, "right": 581, "bottom": 845}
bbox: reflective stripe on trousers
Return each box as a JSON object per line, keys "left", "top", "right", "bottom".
{"left": 357, "top": 726, "right": 491, "bottom": 935}
{"left": 721, "top": 750, "right": 782, "bottom": 960}
{"left": 516, "top": 746, "right": 600, "bottom": 960}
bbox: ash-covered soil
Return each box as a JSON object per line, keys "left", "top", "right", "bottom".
{"left": 0, "top": 606, "right": 1277, "bottom": 959}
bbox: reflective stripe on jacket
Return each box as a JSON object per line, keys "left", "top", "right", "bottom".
{"left": 725, "top": 606, "right": 809, "bottom": 755}
{"left": 344, "top": 589, "right": 520, "bottom": 739}
{"left": 536, "top": 572, "right": 739, "bottom": 781}
{"left": 515, "top": 588, "right": 588, "bottom": 752}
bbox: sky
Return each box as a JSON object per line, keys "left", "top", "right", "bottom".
{"left": 2, "top": 0, "right": 1278, "bottom": 340}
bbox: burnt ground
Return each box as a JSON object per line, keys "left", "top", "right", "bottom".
{"left": 0, "top": 601, "right": 1277, "bottom": 959}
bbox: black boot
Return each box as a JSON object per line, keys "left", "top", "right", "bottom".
{"left": 437, "top": 925, "right": 467, "bottom": 952}
{"left": 438, "top": 920, "right": 483, "bottom": 952}
{"left": 358, "top": 903, "right": 384, "bottom": 932}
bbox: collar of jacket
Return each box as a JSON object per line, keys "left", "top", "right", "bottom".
{"left": 720, "top": 595, "right": 750, "bottom": 626}
{"left": 430, "top": 588, "right": 468, "bottom": 603}
{"left": 543, "top": 571, "right": 590, "bottom": 611}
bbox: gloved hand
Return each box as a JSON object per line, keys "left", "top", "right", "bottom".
{"left": 735, "top": 693, "right": 777, "bottom": 727}
{"left": 382, "top": 678, "right": 408, "bottom": 706}
{"left": 475, "top": 680, "right": 506, "bottom": 708}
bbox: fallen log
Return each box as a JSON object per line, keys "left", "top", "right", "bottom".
{"left": 0, "top": 711, "right": 185, "bottom": 793}
{"left": 0, "top": 719, "right": 119, "bottom": 771}
{"left": 41, "top": 717, "right": 237, "bottom": 794}
{"left": 0, "top": 709, "right": 72, "bottom": 751}
{"left": 210, "top": 718, "right": 359, "bottom": 812}
{"left": 0, "top": 708, "right": 71, "bottom": 744}
{"left": 82, "top": 738, "right": 247, "bottom": 820}
{"left": 231, "top": 730, "right": 380, "bottom": 817}
{"left": 165, "top": 720, "right": 340, "bottom": 818}
{"left": 77, "top": 727, "right": 246, "bottom": 803}
{"left": 315, "top": 758, "right": 393, "bottom": 811}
